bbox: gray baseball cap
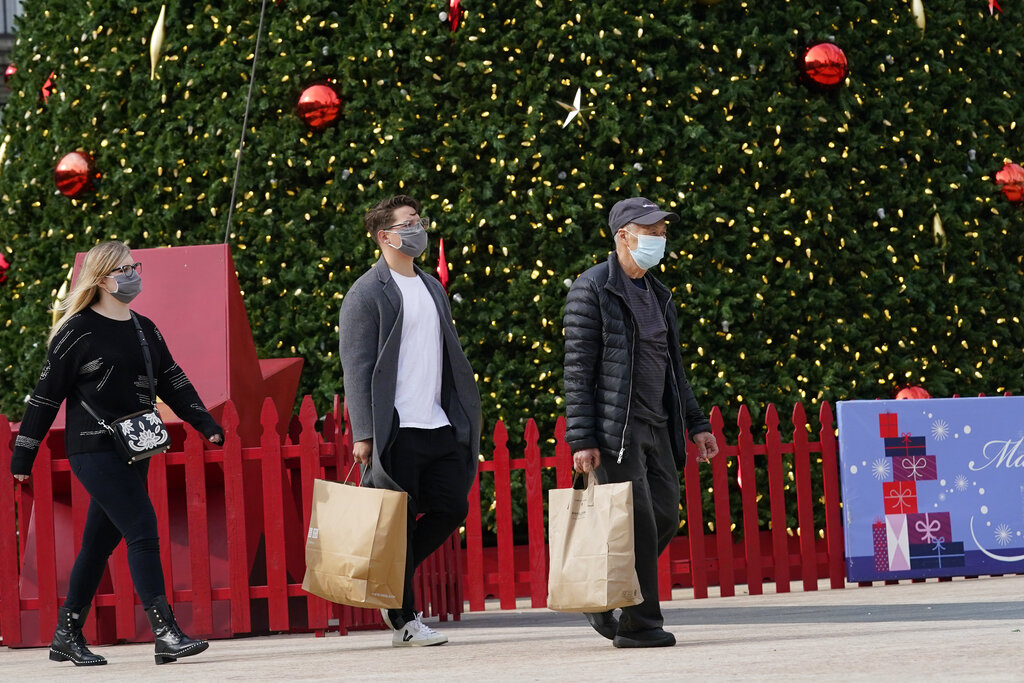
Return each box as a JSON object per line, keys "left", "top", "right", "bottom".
{"left": 608, "top": 197, "right": 680, "bottom": 231}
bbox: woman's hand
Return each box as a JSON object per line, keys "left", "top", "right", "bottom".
{"left": 13, "top": 474, "right": 29, "bottom": 482}
{"left": 208, "top": 433, "right": 223, "bottom": 445}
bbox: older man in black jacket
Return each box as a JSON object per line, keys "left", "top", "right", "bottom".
{"left": 563, "top": 196, "right": 719, "bottom": 648}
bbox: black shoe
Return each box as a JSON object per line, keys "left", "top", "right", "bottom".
{"left": 584, "top": 611, "right": 618, "bottom": 640}
{"left": 613, "top": 628, "right": 676, "bottom": 648}
{"left": 49, "top": 605, "right": 106, "bottom": 666}
{"left": 144, "top": 596, "right": 209, "bottom": 665}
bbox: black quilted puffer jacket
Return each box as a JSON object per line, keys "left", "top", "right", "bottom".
{"left": 563, "top": 252, "right": 711, "bottom": 468}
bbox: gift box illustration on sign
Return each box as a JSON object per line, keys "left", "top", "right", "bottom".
{"left": 839, "top": 397, "right": 1024, "bottom": 582}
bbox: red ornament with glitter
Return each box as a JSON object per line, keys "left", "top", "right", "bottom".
{"left": 296, "top": 83, "right": 342, "bottom": 131}
{"left": 448, "top": 0, "right": 463, "bottom": 32}
{"left": 800, "top": 43, "right": 848, "bottom": 90}
{"left": 995, "top": 163, "right": 1024, "bottom": 204}
{"left": 55, "top": 151, "right": 101, "bottom": 198}
{"left": 3, "top": 63, "right": 15, "bottom": 86}
{"left": 436, "top": 237, "right": 450, "bottom": 290}
{"left": 0, "top": 252, "right": 9, "bottom": 285}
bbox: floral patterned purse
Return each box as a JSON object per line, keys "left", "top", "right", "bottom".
{"left": 79, "top": 313, "right": 170, "bottom": 464}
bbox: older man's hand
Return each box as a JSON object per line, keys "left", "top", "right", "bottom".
{"left": 694, "top": 432, "right": 719, "bottom": 463}
{"left": 573, "top": 448, "right": 601, "bottom": 473}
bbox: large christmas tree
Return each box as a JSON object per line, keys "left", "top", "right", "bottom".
{"left": 1, "top": 0, "right": 1023, "bottom": 442}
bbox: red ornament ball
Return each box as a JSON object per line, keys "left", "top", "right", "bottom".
{"left": 0, "top": 252, "right": 9, "bottom": 285}
{"left": 3, "top": 63, "right": 15, "bottom": 86}
{"left": 55, "top": 151, "right": 101, "bottom": 198}
{"left": 995, "top": 163, "right": 1024, "bottom": 204}
{"left": 800, "top": 43, "right": 848, "bottom": 90}
{"left": 297, "top": 84, "right": 342, "bottom": 131}
{"left": 896, "top": 386, "right": 931, "bottom": 400}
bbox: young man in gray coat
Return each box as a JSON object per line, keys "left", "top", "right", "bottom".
{"left": 338, "top": 195, "right": 482, "bottom": 647}
{"left": 563, "top": 196, "right": 719, "bottom": 648}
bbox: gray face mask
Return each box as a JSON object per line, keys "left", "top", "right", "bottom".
{"left": 388, "top": 223, "right": 428, "bottom": 258}
{"left": 106, "top": 272, "right": 143, "bottom": 303}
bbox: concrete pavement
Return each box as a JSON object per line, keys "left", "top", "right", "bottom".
{"left": 3, "top": 575, "right": 1023, "bottom": 681}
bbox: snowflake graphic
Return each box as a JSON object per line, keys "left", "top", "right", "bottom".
{"left": 953, "top": 474, "right": 969, "bottom": 492}
{"left": 931, "top": 419, "right": 950, "bottom": 441}
{"left": 871, "top": 459, "right": 891, "bottom": 480}
{"left": 938, "top": 492, "right": 947, "bottom": 502}
{"left": 995, "top": 524, "right": 1013, "bottom": 546}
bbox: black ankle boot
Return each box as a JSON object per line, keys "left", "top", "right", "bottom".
{"left": 144, "top": 596, "right": 209, "bottom": 665}
{"left": 49, "top": 605, "right": 106, "bottom": 666}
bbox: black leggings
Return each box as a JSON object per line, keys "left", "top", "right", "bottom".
{"left": 64, "top": 450, "right": 165, "bottom": 612}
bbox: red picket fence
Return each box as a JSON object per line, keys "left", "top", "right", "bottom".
{"left": 2, "top": 395, "right": 844, "bottom": 648}
{"left": 0, "top": 396, "right": 461, "bottom": 648}
{"left": 463, "top": 401, "right": 845, "bottom": 609}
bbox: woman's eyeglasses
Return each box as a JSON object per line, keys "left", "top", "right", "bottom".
{"left": 109, "top": 262, "right": 142, "bottom": 277}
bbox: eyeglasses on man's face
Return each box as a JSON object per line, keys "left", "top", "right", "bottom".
{"left": 385, "top": 217, "right": 430, "bottom": 232}
{"left": 108, "top": 262, "right": 142, "bottom": 277}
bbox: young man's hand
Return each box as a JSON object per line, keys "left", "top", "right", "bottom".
{"left": 353, "top": 439, "right": 372, "bottom": 465}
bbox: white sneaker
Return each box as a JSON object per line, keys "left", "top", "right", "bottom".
{"left": 392, "top": 614, "right": 448, "bottom": 647}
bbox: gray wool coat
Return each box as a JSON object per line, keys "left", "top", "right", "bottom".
{"left": 338, "top": 256, "right": 482, "bottom": 495}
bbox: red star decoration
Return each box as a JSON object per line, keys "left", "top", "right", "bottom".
{"left": 40, "top": 71, "right": 56, "bottom": 102}
{"left": 990, "top": 0, "right": 1003, "bottom": 14}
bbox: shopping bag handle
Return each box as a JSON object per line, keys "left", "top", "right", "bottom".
{"left": 566, "top": 471, "right": 598, "bottom": 508}
{"left": 342, "top": 462, "right": 358, "bottom": 485}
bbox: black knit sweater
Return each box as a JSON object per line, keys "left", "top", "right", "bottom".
{"left": 10, "top": 308, "right": 222, "bottom": 475}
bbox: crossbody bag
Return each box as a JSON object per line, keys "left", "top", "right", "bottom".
{"left": 79, "top": 312, "right": 171, "bottom": 464}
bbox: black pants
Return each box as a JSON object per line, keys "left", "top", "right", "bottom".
{"left": 386, "top": 426, "right": 468, "bottom": 620}
{"left": 64, "top": 450, "right": 165, "bottom": 612}
{"left": 594, "top": 421, "right": 680, "bottom": 633}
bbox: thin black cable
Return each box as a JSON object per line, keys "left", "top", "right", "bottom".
{"left": 224, "top": 0, "right": 269, "bottom": 244}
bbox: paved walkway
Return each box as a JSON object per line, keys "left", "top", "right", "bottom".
{"left": 4, "top": 576, "right": 1023, "bottom": 681}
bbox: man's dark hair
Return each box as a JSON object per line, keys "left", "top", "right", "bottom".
{"left": 364, "top": 195, "right": 421, "bottom": 242}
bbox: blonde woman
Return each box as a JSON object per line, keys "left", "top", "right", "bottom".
{"left": 10, "top": 241, "right": 223, "bottom": 666}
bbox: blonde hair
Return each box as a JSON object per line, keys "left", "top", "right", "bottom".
{"left": 48, "top": 241, "right": 131, "bottom": 345}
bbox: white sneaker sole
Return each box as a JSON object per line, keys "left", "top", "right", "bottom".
{"left": 392, "top": 636, "right": 448, "bottom": 647}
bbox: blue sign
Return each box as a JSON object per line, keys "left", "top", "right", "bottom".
{"left": 837, "top": 397, "right": 1024, "bottom": 582}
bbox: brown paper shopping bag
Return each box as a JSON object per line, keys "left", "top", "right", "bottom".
{"left": 301, "top": 478, "right": 408, "bottom": 609}
{"left": 546, "top": 473, "right": 643, "bottom": 612}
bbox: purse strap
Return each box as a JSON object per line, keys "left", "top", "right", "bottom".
{"left": 130, "top": 312, "right": 158, "bottom": 409}
{"left": 78, "top": 311, "right": 158, "bottom": 431}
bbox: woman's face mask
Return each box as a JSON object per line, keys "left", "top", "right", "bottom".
{"left": 385, "top": 218, "right": 429, "bottom": 258}
{"left": 104, "top": 263, "right": 143, "bottom": 303}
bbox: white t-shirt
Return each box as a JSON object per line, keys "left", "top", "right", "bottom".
{"left": 391, "top": 270, "right": 451, "bottom": 429}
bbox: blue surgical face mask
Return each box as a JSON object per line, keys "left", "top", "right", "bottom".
{"left": 626, "top": 231, "right": 666, "bottom": 271}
